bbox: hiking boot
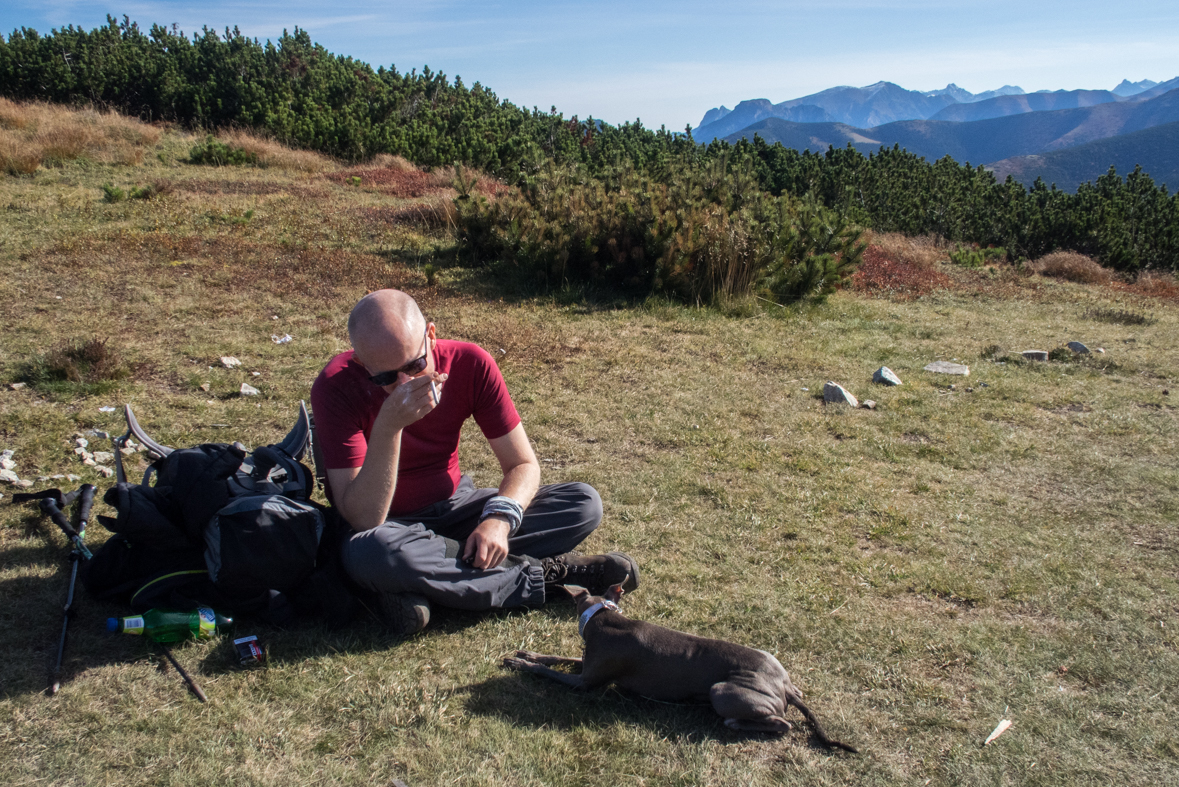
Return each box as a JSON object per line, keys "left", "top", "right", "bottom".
{"left": 375, "top": 592, "right": 431, "bottom": 635}
{"left": 542, "top": 551, "right": 640, "bottom": 595}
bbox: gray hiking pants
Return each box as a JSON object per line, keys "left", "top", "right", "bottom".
{"left": 340, "top": 475, "right": 601, "bottom": 610}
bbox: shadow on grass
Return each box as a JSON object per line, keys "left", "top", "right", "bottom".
{"left": 462, "top": 671, "right": 829, "bottom": 750}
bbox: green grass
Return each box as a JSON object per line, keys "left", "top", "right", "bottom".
{"left": 1, "top": 120, "right": 1177, "bottom": 786}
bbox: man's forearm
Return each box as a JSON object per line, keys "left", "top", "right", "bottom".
{"left": 497, "top": 461, "right": 540, "bottom": 511}
{"left": 337, "top": 417, "right": 404, "bottom": 531}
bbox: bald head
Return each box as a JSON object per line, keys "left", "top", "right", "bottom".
{"left": 348, "top": 289, "right": 426, "bottom": 368}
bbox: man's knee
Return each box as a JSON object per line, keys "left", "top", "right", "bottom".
{"left": 340, "top": 522, "right": 438, "bottom": 592}
{"left": 569, "top": 482, "right": 603, "bottom": 537}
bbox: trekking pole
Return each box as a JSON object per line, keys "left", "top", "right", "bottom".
{"left": 48, "top": 484, "right": 96, "bottom": 695}
{"left": 38, "top": 493, "right": 94, "bottom": 561}
{"left": 157, "top": 644, "right": 208, "bottom": 703}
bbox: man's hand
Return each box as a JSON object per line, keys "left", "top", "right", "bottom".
{"left": 463, "top": 517, "right": 511, "bottom": 569}
{"left": 380, "top": 372, "right": 447, "bottom": 431}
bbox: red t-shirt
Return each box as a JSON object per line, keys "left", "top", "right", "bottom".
{"left": 310, "top": 340, "right": 521, "bottom": 516}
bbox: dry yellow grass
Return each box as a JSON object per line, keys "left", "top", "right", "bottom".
{"left": 215, "top": 129, "right": 336, "bottom": 172}
{"left": 0, "top": 98, "right": 160, "bottom": 174}
{"left": 1028, "top": 250, "right": 1112, "bottom": 284}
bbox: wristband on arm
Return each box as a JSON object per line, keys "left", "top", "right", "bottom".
{"left": 480, "top": 495, "right": 524, "bottom": 537}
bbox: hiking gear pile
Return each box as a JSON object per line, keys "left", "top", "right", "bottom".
{"left": 81, "top": 403, "right": 358, "bottom": 625}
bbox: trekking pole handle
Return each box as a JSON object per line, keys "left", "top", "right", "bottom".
{"left": 76, "top": 484, "right": 97, "bottom": 533}
{"left": 39, "top": 498, "right": 93, "bottom": 560}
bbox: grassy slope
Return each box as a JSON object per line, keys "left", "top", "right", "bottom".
{"left": 0, "top": 112, "right": 1177, "bottom": 787}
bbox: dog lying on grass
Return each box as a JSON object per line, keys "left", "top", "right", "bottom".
{"left": 503, "top": 583, "right": 857, "bottom": 752}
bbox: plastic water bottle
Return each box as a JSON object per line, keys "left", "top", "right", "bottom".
{"left": 107, "top": 607, "right": 233, "bottom": 643}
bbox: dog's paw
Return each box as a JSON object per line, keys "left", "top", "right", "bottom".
{"left": 514, "top": 650, "right": 544, "bottom": 661}
{"left": 502, "top": 657, "right": 534, "bottom": 670}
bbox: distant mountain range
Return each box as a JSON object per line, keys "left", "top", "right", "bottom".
{"left": 698, "top": 78, "right": 1179, "bottom": 191}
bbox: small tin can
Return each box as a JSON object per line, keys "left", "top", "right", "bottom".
{"left": 233, "top": 634, "right": 265, "bottom": 667}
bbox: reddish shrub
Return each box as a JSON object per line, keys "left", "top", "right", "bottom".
{"left": 851, "top": 245, "right": 952, "bottom": 298}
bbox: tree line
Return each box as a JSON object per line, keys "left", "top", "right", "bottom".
{"left": 2, "top": 16, "right": 1176, "bottom": 275}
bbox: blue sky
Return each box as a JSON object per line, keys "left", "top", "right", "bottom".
{"left": 3, "top": 2, "right": 1177, "bottom": 130}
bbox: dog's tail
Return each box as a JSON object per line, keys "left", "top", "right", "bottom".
{"left": 784, "top": 687, "right": 859, "bottom": 754}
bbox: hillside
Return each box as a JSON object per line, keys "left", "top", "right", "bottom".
{"left": 989, "top": 120, "right": 1179, "bottom": 191}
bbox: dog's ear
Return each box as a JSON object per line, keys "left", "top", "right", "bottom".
{"left": 605, "top": 578, "right": 627, "bottom": 603}
{"left": 561, "top": 584, "right": 590, "bottom": 602}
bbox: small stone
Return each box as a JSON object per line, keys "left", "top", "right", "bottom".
{"left": 873, "top": 366, "right": 903, "bottom": 386}
{"left": 95, "top": 466, "right": 114, "bottom": 478}
{"left": 240, "top": 382, "right": 260, "bottom": 396}
{"left": 93, "top": 451, "right": 115, "bottom": 464}
{"left": 1095, "top": 348, "right": 1105, "bottom": 353}
{"left": 1066, "top": 341, "right": 1090, "bottom": 354}
{"left": 82, "top": 457, "right": 96, "bottom": 466}
{"left": 98, "top": 406, "right": 116, "bottom": 413}
{"left": 980, "top": 382, "right": 990, "bottom": 387}
{"left": 66, "top": 474, "right": 81, "bottom": 482}
{"left": 200, "top": 383, "right": 211, "bottom": 392}
{"left": 924, "top": 361, "right": 970, "bottom": 376}
{"left": 1022, "top": 350, "right": 1049, "bottom": 361}
{"left": 966, "top": 387, "right": 974, "bottom": 393}
{"left": 861, "top": 400, "right": 877, "bottom": 410}
{"left": 120, "top": 446, "right": 138, "bottom": 457}
{"left": 0, "top": 469, "right": 20, "bottom": 483}
{"left": 823, "top": 381, "right": 859, "bottom": 408}
{"left": 13, "top": 479, "right": 33, "bottom": 488}
{"left": 74, "top": 446, "right": 88, "bottom": 456}
{"left": 221, "top": 356, "right": 242, "bottom": 368}
{"left": 0, "top": 449, "right": 12, "bottom": 460}
{"left": 9, "top": 382, "right": 26, "bottom": 390}
{"left": 75, "top": 437, "right": 89, "bottom": 449}
{"left": 0, "top": 457, "right": 14, "bottom": 471}
{"left": 251, "top": 371, "right": 261, "bottom": 377}
{"left": 86, "top": 430, "right": 110, "bottom": 440}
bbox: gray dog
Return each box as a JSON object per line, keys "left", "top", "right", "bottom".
{"left": 503, "top": 583, "right": 857, "bottom": 752}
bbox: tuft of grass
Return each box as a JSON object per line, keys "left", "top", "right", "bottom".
{"left": 0, "top": 97, "right": 160, "bottom": 175}
{"left": 1029, "top": 250, "right": 1112, "bottom": 284}
{"left": 16, "top": 337, "right": 134, "bottom": 395}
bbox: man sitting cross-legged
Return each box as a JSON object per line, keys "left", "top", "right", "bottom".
{"left": 310, "top": 289, "right": 638, "bottom": 634}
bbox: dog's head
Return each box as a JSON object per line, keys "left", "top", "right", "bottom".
{"left": 562, "top": 578, "right": 626, "bottom": 615}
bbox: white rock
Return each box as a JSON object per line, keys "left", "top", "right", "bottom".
{"left": 0, "top": 449, "right": 12, "bottom": 460}
{"left": 271, "top": 334, "right": 293, "bottom": 345}
{"left": 67, "top": 474, "right": 81, "bottom": 482}
{"left": 0, "top": 469, "right": 20, "bottom": 483}
{"left": 873, "top": 366, "right": 903, "bottom": 386}
{"left": 82, "top": 457, "right": 96, "bottom": 466}
{"left": 93, "top": 451, "right": 115, "bottom": 464}
{"left": 75, "top": 437, "right": 89, "bottom": 449}
{"left": 251, "top": 371, "right": 261, "bottom": 377}
{"left": 120, "top": 446, "right": 138, "bottom": 457}
{"left": 0, "top": 457, "right": 14, "bottom": 471}
{"left": 9, "top": 382, "right": 26, "bottom": 390}
{"left": 862, "top": 400, "right": 877, "bottom": 410}
{"left": 200, "top": 383, "right": 211, "bottom": 392}
{"left": 1022, "top": 350, "right": 1049, "bottom": 361}
{"left": 95, "top": 466, "right": 114, "bottom": 478}
{"left": 13, "top": 479, "right": 33, "bottom": 488}
{"left": 240, "top": 383, "right": 260, "bottom": 396}
{"left": 98, "top": 406, "right": 116, "bottom": 413}
{"left": 1066, "top": 341, "right": 1090, "bottom": 354}
{"left": 1095, "top": 348, "right": 1105, "bottom": 354}
{"left": 74, "top": 446, "right": 88, "bottom": 456}
{"left": 924, "top": 361, "right": 970, "bottom": 376}
{"left": 221, "top": 356, "right": 242, "bottom": 368}
{"left": 823, "top": 382, "right": 859, "bottom": 408}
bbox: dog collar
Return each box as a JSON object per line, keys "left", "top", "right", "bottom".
{"left": 578, "top": 600, "right": 619, "bottom": 638}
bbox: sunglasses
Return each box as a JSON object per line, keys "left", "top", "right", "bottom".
{"left": 367, "top": 327, "right": 430, "bottom": 387}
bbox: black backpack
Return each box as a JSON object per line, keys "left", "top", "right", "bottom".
{"left": 82, "top": 402, "right": 359, "bottom": 625}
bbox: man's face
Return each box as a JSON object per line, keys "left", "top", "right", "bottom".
{"left": 360, "top": 323, "right": 435, "bottom": 389}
